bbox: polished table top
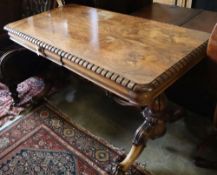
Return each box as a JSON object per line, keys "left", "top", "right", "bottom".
{"left": 4, "top": 4, "right": 210, "bottom": 105}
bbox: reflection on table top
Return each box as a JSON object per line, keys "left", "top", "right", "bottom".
{"left": 4, "top": 4, "right": 210, "bottom": 105}
{"left": 5, "top": 4, "right": 209, "bottom": 85}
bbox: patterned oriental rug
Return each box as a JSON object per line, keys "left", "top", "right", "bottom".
{"left": 0, "top": 103, "right": 149, "bottom": 175}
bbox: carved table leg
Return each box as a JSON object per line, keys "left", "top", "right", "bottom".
{"left": 112, "top": 94, "right": 168, "bottom": 174}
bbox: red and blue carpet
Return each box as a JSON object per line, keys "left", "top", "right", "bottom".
{"left": 0, "top": 76, "right": 58, "bottom": 127}
{"left": 0, "top": 103, "right": 149, "bottom": 175}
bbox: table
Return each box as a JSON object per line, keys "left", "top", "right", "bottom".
{"left": 4, "top": 4, "right": 209, "bottom": 174}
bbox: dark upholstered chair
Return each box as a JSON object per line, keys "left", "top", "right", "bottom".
{"left": 0, "top": 0, "right": 64, "bottom": 103}
{"left": 0, "top": 48, "right": 51, "bottom": 103}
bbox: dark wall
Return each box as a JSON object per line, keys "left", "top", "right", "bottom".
{"left": 0, "top": 0, "right": 153, "bottom": 35}
{"left": 0, "top": 0, "right": 22, "bottom": 48}
{"left": 65, "top": 0, "right": 153, "bottom": 13}
{"left": 65, "top": 0, "right": 94, "bottom": 6}
{"left": 0, "top": 0, "right": 22, "bottom": 35}
{"left": 166, "top": 58, "right": 217, "bottom": 117}
{"left": 192, "top": 0, "right": 217, "bottom": 11}
{"left": 94, "top": 0, "right": 153, "bottom": 13}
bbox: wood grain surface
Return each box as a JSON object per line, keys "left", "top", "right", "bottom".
{"left": 4, "top": 4, "right": 210, "bottom": 105}
{"left": 5, "top": 4, "right": 209, "bottom": 85}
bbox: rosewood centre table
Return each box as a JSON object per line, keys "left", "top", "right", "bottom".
{"left": 4, "top": 4, "right": 209, "bottom": 174}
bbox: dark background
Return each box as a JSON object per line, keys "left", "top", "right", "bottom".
{"left": 193, "top": 0, "right": 217, "bottom": 11}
